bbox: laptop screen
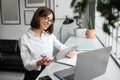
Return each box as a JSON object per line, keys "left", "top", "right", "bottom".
{"left": 74, "top": 47, "right": 111, "bottom": 80}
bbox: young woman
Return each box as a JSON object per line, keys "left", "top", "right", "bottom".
{"left": 19, "top": 6, "right": 75, "bottom": 80}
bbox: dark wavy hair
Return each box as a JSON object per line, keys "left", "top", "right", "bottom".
{"left": 30, "top": 6, "right": 55, "bottom": 34}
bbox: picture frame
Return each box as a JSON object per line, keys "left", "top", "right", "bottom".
{"left": 25, "top": 0, "right": 47, "bottom": 8}
{"left": 1, "top": 0, "right": 20, "bottom": 25}
{"left": 24, "top": 10, "right": 34, "bottom": 25}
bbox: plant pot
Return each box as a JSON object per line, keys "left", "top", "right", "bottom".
{"left": 74, "top": 28, "right": 86, "bottom": 37}
{"left": 86, "top": 29, "right": 95, "bottom": 38}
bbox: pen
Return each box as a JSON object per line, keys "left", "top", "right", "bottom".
{"left": 41, "top": 55, "right": 52, "bottom": 63}
{"left": 41, "top": 55, "right": 46, "bottom": 58}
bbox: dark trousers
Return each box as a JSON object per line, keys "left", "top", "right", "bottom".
{"left": 23, "top": 65, "right": 46, "bottom": 80}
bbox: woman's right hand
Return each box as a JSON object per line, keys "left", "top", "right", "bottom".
{"left": 37, "top": 56, "right": 51, "bottom": 66}
{"left": 42, "top": 56, "right": 51, "bottom": 66}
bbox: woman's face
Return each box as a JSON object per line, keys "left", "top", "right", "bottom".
{"left": 40, "top": 13, "right": 53, "bottom": 30}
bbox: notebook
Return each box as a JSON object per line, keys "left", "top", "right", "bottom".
{"left": 54, "top": 47, "right": 111, "bottom": 80}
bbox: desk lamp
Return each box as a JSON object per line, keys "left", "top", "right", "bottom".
{"left": 60, "top": 16, "right": 74, "bottom": 42}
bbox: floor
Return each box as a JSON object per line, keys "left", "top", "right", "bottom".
{"left": 0, "top": 70, "right": 24, "bottom": 80}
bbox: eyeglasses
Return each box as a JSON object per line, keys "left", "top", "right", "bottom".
{"left": 44, "top": 16, "right": 54, "bottom": 24}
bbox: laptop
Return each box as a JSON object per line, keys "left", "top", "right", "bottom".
{"left": 54, "top": 47, "right": 111, "bottom": 80}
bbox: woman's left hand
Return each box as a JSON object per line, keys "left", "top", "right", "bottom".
{"left": 66, "top": 50, "right": 76, "bottom": 58}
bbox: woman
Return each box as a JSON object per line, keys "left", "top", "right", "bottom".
{"left": 19, "top": 6, "right": 75, "bottom": 80}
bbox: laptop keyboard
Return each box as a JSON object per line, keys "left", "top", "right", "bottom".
{"left": 64, "top": 74, "right": 74, "bottom": 80}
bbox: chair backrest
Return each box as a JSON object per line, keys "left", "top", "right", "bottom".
{"left": 0, "top": 39, "right": 19, "bottom": 53}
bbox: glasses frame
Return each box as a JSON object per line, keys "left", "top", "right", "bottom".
{"left": 43, "top": 16, "right": 54, "bottom": 24}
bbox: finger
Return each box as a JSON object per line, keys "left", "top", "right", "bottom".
{"left": 44, "top": 61, "right": 47, "bottom": 65}
{"left": 45, "top": 56, "right": 51, "bottom": 62}
{"left": 44, "top": 61, "right": 51, "bottom": 66}
{"left": 47, "top": 61, "right": 51, "bottom": 65}
{"left": 42, "top": 57, "right": 48, "bottom": 62}
{"left": 47, "top": 59, "right": 51, "bottom": 63}
{"left": 67, "top": 53, "right": 74, "bottom": 58}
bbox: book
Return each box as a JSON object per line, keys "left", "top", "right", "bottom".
{"left": 76, "top": 44, "right": 101, "bottom": 51}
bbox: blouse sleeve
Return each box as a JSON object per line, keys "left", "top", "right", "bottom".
{"left": 19, "top": 37, "right": 41, "bottom": 71}
{"left": 51, "top": 34, "right": 67, "bottom": 50}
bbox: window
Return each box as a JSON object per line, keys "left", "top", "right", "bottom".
{"left": 111, "top": 26, "right": 120, "bottom": 65}
{"left": 95, "top": 2, "right": 120, "bottom": 66}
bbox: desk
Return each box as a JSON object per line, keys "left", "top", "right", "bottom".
{"left": 64, "top": 36, "right": 103, "bottom": 48}
{"left": 36, "top": 36, "right": 120, "bottom": 80}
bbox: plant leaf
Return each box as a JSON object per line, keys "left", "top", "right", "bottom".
{"left": 103, "top": 23, "right": 111, "bottom": 35}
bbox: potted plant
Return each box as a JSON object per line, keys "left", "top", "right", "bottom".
{"left": 71, "top": 0, "right": 88, "bottom": 37}
{"left": 86, "top": 17, "right": 95, "bottom": 38}
{"left": 71, "top": 0, "right": 120, "bottom": 35}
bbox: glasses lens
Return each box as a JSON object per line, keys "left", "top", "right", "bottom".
{"left": 44, "top": 17, "right": 53, "bottom": 24}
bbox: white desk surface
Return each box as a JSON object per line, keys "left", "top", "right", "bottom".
{"left": 64, "top": 36, "right": 103, "bottom": 48}
{"left": 36, "top": 36, "right": 120, "bottom": 80}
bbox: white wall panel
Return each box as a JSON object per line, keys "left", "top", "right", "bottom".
{"left": 54, "top": 0, "right": 74, "bottom": 19}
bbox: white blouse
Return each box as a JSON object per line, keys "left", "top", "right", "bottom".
{"left": 19, "top": 29, "right": 67, "bottom": 71}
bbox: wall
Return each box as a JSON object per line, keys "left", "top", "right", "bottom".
{"left": 0, "top": 0, "right": 90, "bottom": 43}
{"left": 0, "top": 0, "right": 30, "bottom": 40}
{"left": 0, "top": 0, "right": 80, "bottom": 54}
{"left": 0, "top": 0, "right": 92, "bottom": 55}
{"left": 0, "top": 0, "right": 78, "bottom": 43}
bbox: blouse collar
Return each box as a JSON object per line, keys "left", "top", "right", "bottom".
{"left": 27, "top": 28, "right": 49, "bottom": 39}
